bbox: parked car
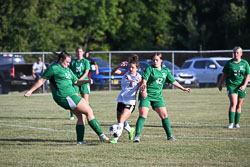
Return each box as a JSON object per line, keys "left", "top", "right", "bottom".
{"left": 0, "top": 54, "right": 35, "bottom": 94}
{"left": 181, "top": 57, "right": 232, "bottom": 86}
{"left": 137, "top": 59, "right": 199, "bottom": 88}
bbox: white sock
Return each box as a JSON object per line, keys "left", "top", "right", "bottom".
{"left": 117, "top": 123, "right": 124, "bottom": 129}
{"left": 124, "top": 123, "right": 131, "bottom": 133}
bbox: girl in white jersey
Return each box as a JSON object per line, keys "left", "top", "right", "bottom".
{"left": 110, "top": 55, "right": 142, "bottom": 143}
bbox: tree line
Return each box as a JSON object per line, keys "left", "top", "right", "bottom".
{"left": 0, "top": 0, "right": 249, "bottom": 54}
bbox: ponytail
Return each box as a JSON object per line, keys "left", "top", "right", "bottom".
{"left": 53, "top": 50, "right": 71, "bottom": 63}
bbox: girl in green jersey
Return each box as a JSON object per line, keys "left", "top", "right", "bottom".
{"left": 134, "top": 53, "right": 191, "bottom": 142}
{"left": 218, "top": 47, "right": 250, "bottom": 129}
{"left": 24, "top": 51, "right": 109, "bottom": 145}
{"left": 69, "top": 46, "right": 91, "bottom": 120}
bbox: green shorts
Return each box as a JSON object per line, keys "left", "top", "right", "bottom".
{"left": 227, "top": 86, "right": 246, "bottom": 98}
{"left": 138, "top": 96, "right": 166, "bottom": 108}
{"left": 73, "top": 83, "right": 90, "bottom": 95}
{"left": 54, "top": 94, "right": 82, "bottom": 110}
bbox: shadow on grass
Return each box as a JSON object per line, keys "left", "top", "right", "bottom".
{"left": 0, "top": 138, "right": 101, "bottom": 146}
{"left": 0, "top": 116, "right": 67, "bottom": 120}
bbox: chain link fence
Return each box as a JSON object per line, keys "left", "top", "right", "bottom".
{"left": 1, "top": 50, "right": 249, "bottom": 93}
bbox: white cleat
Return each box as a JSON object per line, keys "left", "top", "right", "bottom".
{"left": 77, "top": 141, "right": 87, "bottom": 146}
{"left": 133, "top": 135, "right": 140, "bottom": 143}
{"left": 227, "top": 123, "right": 234, "bottom": 129}
{"left": 70, "top": 117, "right": 74, "bottom": 120}
{"left": 167, "top": 136, "right": 176, "bottom": 141}
{"left": 99, "top": 134, "right": 109, "bottom": 142}
{"left": 235, "top": 124, "right": 240, "bottom": 128}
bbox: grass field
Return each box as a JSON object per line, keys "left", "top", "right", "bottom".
{"left": 0, "top": 88, "right": 249, "bottom": 167}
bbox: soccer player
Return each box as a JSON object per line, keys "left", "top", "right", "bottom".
{"left": 69, "top": 46, "right": 91, "bottom": 120}
{"left": 109, "top": 55, "right": 141, "bottom": 143}
{"left": 24, "top": 51, "right": 109, "bottom": 145}
{"left": 218, "top": 46, "right": 250, "bottom": 129}
{"left": 133, "top": 53, "right": 191, "bottom": 142}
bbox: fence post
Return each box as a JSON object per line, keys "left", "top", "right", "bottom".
{"left": 108, "top": 52, "right": 112, "bottom": 91}
{"left": 171, "top": 52, "right": 175, "bottom": 89}
{"left": 42, "top": 52, "right": 45, "bottom": 93}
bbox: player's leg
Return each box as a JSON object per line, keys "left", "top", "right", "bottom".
{"left": 71, "top": 110, "right": 86, "bottom": 145}
{"left": 154, "top": 106, "right": 175, "bottom": 140}
{"left": 227, "top": 93, "right": 238, "bottom": 128}
{"left": 119, "top": 105, "right": 135, "bottom": 140}
{"left": 73, "top": 98, "right": 109, "bottom": 141}
{"left": 80, "top": 84, "right": 90, "bottom": 104}
{"left": 133, "top": 107, "right": 149, "bottom": 142}
{"left": 235, "top": 88, "right": 246, "bottom": 128}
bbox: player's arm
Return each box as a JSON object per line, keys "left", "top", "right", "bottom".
{"left": 95, "top": 63, "right": 99, "bottom": 75}
{"left": 24, "top": 78, "right": 47, "bottom": 97}
{"left": 239, "top": 74, "right": 250, "bottom": 91}
{"left": 79, "top": 69, "right": 89, "bottom": 81}
{"left": 217, "top": 73, "right": 226, "bottom": 91}
{"left": 111, "top": 61, "right": 127, "bottom": 75}
{"left": 139, "top": 79, "right": 147, "bottom": 98}
{"left": 172, "top": 81, "right": 191, "bottom": 93}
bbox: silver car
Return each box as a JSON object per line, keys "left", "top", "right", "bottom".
{"left": 181, "top": 57, "right": 232, "bottom": 86}
{"left": 138, "top": 60, "right": 199, "bottom": 87}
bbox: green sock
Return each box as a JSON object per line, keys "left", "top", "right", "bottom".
{"left": 235, "top": 112, "right": 241, "bottom": 124}
{"left": 76, "top": 125, "right": 85, "bottom": 142}
{"left": 229, "top": 111, "right": 235, "bottom": 124}
{"left": 70, "top": 111, "right": 74, "bottom": 117}
{"left": 162, "top": 117, "right": 172, "bottom": 137}
{"left": 88, "top": 118, "right": 103, "bottom": 136}
{"left": 135, "top": 116, "right": 146, "bottom": 136}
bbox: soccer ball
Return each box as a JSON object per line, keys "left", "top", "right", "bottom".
{"left": 109, "top": 124, "right": 122, "bottom": 137}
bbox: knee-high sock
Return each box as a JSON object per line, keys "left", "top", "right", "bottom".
{"left": 135, "top": 116, "right": 146, "bottom": 136}
{"left": 162, "top": 117, "right": 172, "bottom": 137}
{"left": 76, "top": 125, "right": 85, "bottom": 142}
{"left": 88, "top": 118, "right": 103, "bottom": 136}
{"left": 235, "top": 112, "right": 241, "bottom": 124}
{"left": 229, "top": 111, "right": 236, "bottom": 124}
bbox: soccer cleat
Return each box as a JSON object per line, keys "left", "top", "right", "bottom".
{"left": 133, "top": 135, "right": 140, "bottom": 143}
{"left": 99, "top": 134, "right": 109, "bottom": 142}
{"left": 129, "top": 128, "right": 135, "bottom": 141}
{"left": 70, "top": 117, "right": 74, "bottom": 120}
{"left": 235, "top": 124, "right": 240, "bottom": 128}
{"left": 227, "top": 123, "right": 234, "bottom": 129}
{"left": 167, "top": 136, "right": 176, "bottom": 141}
{"left": 77, "top": 141, "right": 87, "bottom": 146}
{"left": 109, "top": 138, "right": 118, "bottom": 144}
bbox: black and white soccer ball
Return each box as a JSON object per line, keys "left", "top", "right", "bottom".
{"left": 109, "top": 124, "right": 122, "bottom": 137}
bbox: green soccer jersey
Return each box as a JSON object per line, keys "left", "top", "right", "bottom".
{"left": 223, "top": 58, "right": 250, "bottom": 87}
{"left": 143, "top": 65, "right": 175, "bottom": 98}
{"left": 42, "top": 63, "right": 78, "bottom": 98}
{"left": 69, "top": 58, "right": 90, "bottom": 79}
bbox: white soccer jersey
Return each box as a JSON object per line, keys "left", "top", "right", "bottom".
{"left": 117, "top": 71, "right": 141, "bottom": 105}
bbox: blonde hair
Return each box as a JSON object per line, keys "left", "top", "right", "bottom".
{"left": 233, "top": 46, "right": 242, "bottom": 53}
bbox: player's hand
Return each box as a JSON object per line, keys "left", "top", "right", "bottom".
{"left": 24, "top": 91, "right": 32, "bottom": 97}
{"left": 218, "top": 85, "right": 222, "bottom": 91}
{"left": 239, "top": 85, "right": 246, "bottom": 92}
{"left": 183, "top": 88, "right": 191, "bottom": 93}
{"left": 120, "top": 61, "right": 128, "bottom": 67}
{"left": 141, "top": 91, "right": 147, "bottom": 99}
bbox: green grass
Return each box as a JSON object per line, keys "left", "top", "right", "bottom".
{"left": 0, "top": 88, "right": 249, "bottom": 167}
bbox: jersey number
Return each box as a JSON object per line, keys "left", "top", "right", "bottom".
{"left": 156, "top": 78, "right": 163, "bottom": 85}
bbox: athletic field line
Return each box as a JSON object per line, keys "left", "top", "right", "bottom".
{"left": 1, "top": 123, "right": 250, "bottom": 141}
{"left": 1, "top": 119, "right": 250, "bottom": 127}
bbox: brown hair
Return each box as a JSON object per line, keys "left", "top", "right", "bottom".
{"left": 54, "top": 50, "right": 71, "bottom": 63}
{"left": 151, "top": 52, "right": 162, "bottom": 60}
{"left": 128, "top": 54, "right": 139, "bottom": 69}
